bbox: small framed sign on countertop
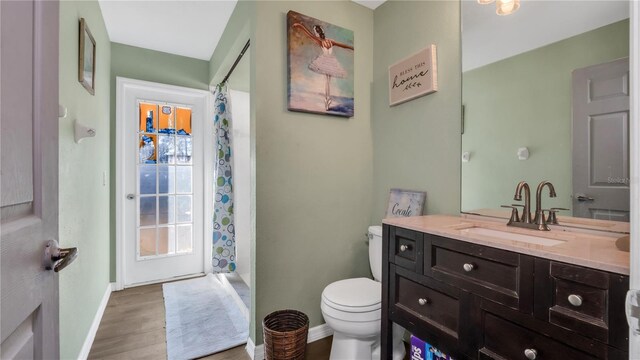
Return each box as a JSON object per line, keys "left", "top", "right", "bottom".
{"left": 386, "top": 189, "right": 426, "bottom": 218}
{"left": 388, "top": 45, "right": 438, "bottom": 106}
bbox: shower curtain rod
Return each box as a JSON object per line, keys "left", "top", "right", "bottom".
{"left": 219, "top": 39, "right": 250, "bottom": 87}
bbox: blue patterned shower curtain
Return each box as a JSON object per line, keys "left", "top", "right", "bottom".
{"left": 212, "top": 86, "right": 236, "bottom": 272}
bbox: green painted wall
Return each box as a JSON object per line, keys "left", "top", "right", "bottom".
{"left": 251, "top": 0, "right": 374, "bottom": 344}
{"left": 371, "top": 0, "right": 462, "bottom": 224}
{"left": 461, "top": 20, "right": 629, "bottom": 213}
{"left": 109, "top": 43, "right": 210, "bottom": 279}
{"left": 58, "top": 1, "right": 112, "bottom": 358}
{"left": 209, "top": 0, "right": 252, "bottom": 90}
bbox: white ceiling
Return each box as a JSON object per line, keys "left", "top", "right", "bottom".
{"left": 99, "top": 0, "right": 237, "bottom": 60}
{"left": 462, "top": 0, "right": 629, "bottom": 72}
{"left": 352, "top": 0, "right": 387, "bottom": 10}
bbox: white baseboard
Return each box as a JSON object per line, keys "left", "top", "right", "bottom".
{"left": 245, "top": 323, "right": 333, "bottom": 360}
{"left": 308, "top": 323, "right": 334, "bottom": 343}
{"left": 77, "top": 282, "right": 114, "bottom": 360}
{"left": 217, "top": 274, "right": 249, "bottom": 321}
{"left": 245, "top": 337, "right": 258, "bottom": 360}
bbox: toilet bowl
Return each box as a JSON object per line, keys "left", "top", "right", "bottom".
{"left": 320, "top": 226, "right": 405, "bottom": 360}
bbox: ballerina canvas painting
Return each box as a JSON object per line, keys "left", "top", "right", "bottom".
{"left": 287, "top": 11, "right": 354, "bottom": 117}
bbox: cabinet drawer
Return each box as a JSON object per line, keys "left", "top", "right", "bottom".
{"left": 390, "top": 266, "right": 465, "bottom": 346}
{"left": 424, "top": 234, "right": 534, "bottom": 311}
{"left": 480, "top": 312, "right": 598, "bottom": 360}
{"left": 388, "top": 227, "right": 421, "bottom": 271}
{"left": 534, "top": 260, "right": 629, "bottom": 349}
{"left": 396, "top": 276, "right": 459, "bottom": 338}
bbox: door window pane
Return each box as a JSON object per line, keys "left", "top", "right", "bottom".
{"left": 158, "top": 166, "right": 175, "bottom": 194}
{"left": 139, "top": 228, "right": 156, "bottom": 257}
{"left": 176, "top": 225, "right": 192, "bottom": 253}
{"left": 139, "top": 103, "right": 158, "bottom": 133}
{"left": 176, "top": 107, "right": 191, "bottom": 135}
{"left": 176, "top": 136, "right": 192, "bottom": 164}
{"left": 158, "top": 226, "right": 175, "bottom": 255}
{"left": 158, "top": 195, "right": 174, "bottom": 225}
{"left": 158, "top": 135, "right": 175, "bottom": 164}
{"left": 176, "top": 166, "right": 192, "bottom": 194}
{"left": 176, "top": 195, "right": 192, "bottom": 223}
{"left": 139, "top": 166, "right": 156, "bottom": 195}
{"left": 159, "top": 106, "right": 175, "bottom": 134}
{"left": 139, "top": 135, "right": 157, "bottom": 164}
{"left": 139, "top": 196, "right": 156, "bottom": 226}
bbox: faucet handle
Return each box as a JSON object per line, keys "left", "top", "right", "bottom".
{"left": 501, "top": 205, "right": 520, "bottom": 224}
{"left": 547, "top": 207, "right": 569, "bottom": 224}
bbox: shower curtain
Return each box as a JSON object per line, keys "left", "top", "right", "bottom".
{"left": 212, "top": 86, "right": 236, "bottom": 272}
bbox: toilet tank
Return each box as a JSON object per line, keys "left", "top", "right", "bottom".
{"left": 368, "top": 225, "right": 383, "bottom": 282}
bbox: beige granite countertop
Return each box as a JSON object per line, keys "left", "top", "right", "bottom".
{"left": 464, "top": 208, "right": 630, "bottom": 234}
{"left": 383, "top": 215, "right": 630, "bottom": 275}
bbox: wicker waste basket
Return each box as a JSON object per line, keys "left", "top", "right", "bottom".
{"left": 262, "top": 309, "right": 309, "bottom": 360}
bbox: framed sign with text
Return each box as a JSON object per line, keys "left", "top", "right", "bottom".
{"left": 385, "top": 189, "right": 426, "bottom": 219}
{"left": 388, "top": 45, "right": 438, "bottom": 106}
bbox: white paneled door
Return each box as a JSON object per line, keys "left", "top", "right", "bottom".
{"left": 117, "top": 78, "right": 209, "bottom": 287}
{"left": 1, "top": 0, "right": 61, "bottom": 358}
{"left": 572, "top": 58, "right": 630, "bottom": 221}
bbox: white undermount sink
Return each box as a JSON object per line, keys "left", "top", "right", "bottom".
{"left": 460, "top": 227, "right": 566, "bottom": 247}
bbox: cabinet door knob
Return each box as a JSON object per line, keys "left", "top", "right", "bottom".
{"left": 418, "top": 298, "right": 429, "bottom": 306}
{"left": 463, "top": 263, "right": 475, "bottom": 272}
{"left": 568, "top": 294, "right": 583, "bottom": 307}
{"left": 524, "top": 348, "right": 537, "bottom": 360}
{"left": 400, "top": 244, "right": 409, "bottom": 252}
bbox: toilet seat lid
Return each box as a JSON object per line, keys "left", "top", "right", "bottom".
{"left": 322, "top": 278, "right": 381, "bottom": 312}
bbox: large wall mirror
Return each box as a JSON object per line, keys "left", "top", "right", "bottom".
{"left": 461, "top": 0, "right": 631, "bottom": 230}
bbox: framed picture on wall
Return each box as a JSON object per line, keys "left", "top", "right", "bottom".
{"left": 287, "top": 10, "right": 355, "bottom": 117}
{"left": 78, "top": 18, "right": 96, "bottom": 95}
{"left": 388, "top": 45, "right": 438, "bottom": 106}
{"left": 385, "top": 189, "right": 426, "bottom": 218}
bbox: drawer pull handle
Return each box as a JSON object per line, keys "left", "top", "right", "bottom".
{"left": 524, "top": 348, "right": 537, "bottom": 360}
{"left": 568, "top": 294, "right": 583, "bottom": 307}
{"left": 463, "top": 263, "right": 475, "bottom": 272}
{"left": 400, "top": 244, "right": 410, "bottom": 252}
{"left": 418, "top": 298, "right": 429, "bottom": 306}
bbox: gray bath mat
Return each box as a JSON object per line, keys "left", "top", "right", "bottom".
{"left": 163, "top": 274, "right": 248, "bottom": 360}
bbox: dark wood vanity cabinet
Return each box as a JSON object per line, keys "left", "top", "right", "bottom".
{"left": 381, "top": 225, "right": 629, "bottom": 360}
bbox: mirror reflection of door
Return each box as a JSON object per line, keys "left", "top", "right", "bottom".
{"left": 572, "top": 58, "right": 630, "bottom": 221}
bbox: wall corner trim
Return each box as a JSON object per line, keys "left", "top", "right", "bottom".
{"left": 245, "top": 323, "right": 334, "bottom": 360}
{"left": 77, "top": 282, "right": 114, "bottom": 360}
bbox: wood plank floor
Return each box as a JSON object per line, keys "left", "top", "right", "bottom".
{"left": 88, "top": 283, "right": 332, "bottom": 359}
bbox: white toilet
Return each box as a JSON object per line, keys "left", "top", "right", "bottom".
{"left": 321, "top": 226, "right": 406, "bottom": 360}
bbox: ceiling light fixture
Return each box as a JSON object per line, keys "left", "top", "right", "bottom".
{"left": 477, "top": 0, "right": 495, "bottom": 4}
{"left": 496, "top": 0, "right": 520, "bottom": 15}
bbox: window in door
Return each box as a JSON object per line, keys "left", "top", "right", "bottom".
{"left": 137, "top": 101, "right": 194, "bottom": 259}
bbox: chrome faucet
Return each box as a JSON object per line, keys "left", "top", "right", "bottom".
{"left": 503, "top": 180, "right": 558, "bottom": 231}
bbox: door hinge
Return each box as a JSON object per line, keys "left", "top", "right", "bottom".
{"left": 626, "top": 289, "right": 640, "bottom": 335}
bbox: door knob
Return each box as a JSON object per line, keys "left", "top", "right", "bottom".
{"left": 400, "top": 244, "right": 409, "bottom": 252}
{"left": 126, "top": 193, "right": 135, "bottom": 200}
{"left": 43, "top": 240, "right": 78, "bottom": 272}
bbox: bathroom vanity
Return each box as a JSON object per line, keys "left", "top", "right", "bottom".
{"left": 380, "top": 215, "right": 630, "bottom": 360}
